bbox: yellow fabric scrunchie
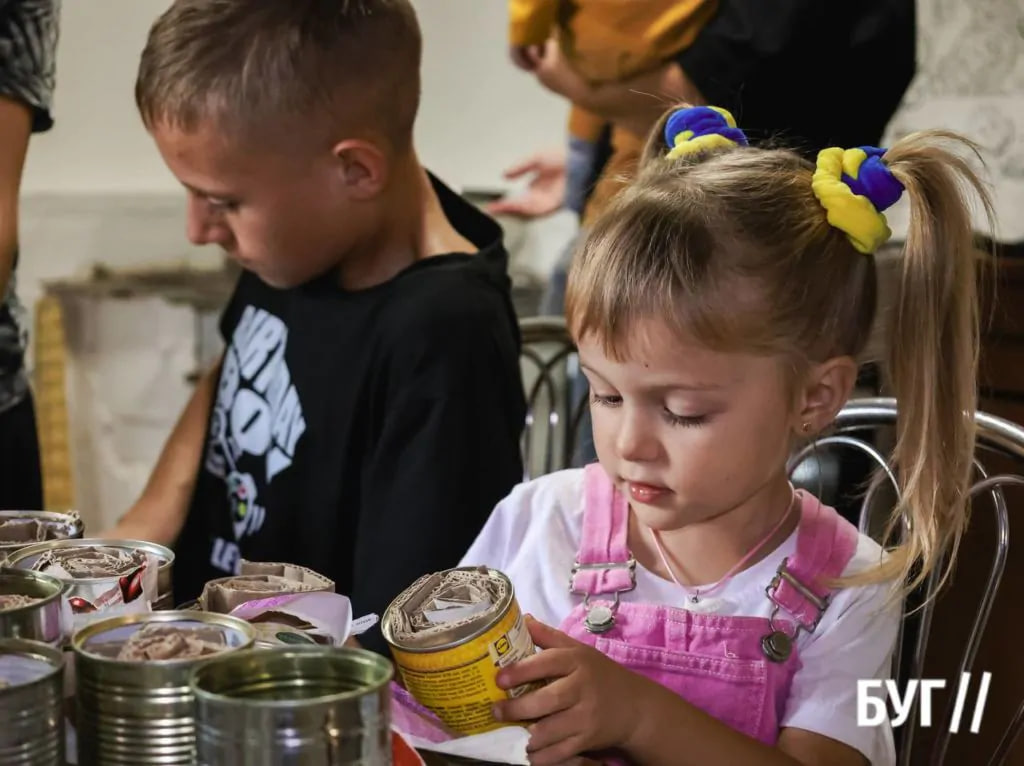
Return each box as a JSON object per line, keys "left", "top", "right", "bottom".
{"left": 811, "top": 147, "right": 897, "bottom": 254}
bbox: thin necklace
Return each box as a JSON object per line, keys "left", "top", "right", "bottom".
{"left": 651, "top": 489, "right": 798, "bottom": 604}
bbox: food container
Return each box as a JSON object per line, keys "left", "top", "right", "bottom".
{"left": 191, "top": 647, "right": 393, "bottom": 765}
{"left": 0, "top": 510, "right": 84, "bottom": 564}
{"left": 0, "top": 571, "right": 69, "bottom": 645}
{"left": 0, "top": 638, "right": 65, "bottom": 765}
{"left": 184, "top": 559, "right": 334, "bottom": 613}
{"left": 3, "top": 538, "right": 175, "bottom": 617}
{"left": 72, "top": 610, "right": 255, "bottom": 765}
{"left": 382, "top": 566, "right": 539, "bottom": 735}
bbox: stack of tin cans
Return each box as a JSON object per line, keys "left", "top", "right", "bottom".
{"left": 0, "top": 516, "right": 532, "bottom": 765}
{"left": 0, "top": 516, "right": 404, "bottom": 765}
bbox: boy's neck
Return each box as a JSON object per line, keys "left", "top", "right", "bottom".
{"left": 336, "top": 153, "right": 476, "bottom": 291}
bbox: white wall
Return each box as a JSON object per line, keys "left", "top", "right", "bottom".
{"left": 881, "top": 0, "right": 1024, "bottom": 242}
{"left": 21, "top": 0, "right": 570, "bottom": 195}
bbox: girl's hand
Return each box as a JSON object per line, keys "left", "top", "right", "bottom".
{"left": 492, "top": 617, "right": 648, "bottom": 765}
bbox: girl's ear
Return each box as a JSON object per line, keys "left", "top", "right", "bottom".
{"left": 793, "top": 356, "right": 858, "bottom": 436}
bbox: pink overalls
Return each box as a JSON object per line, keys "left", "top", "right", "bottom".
{"left": 564, "top": 463, "right": 859, "bottom": 754}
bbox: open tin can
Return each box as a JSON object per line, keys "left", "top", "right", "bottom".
{"left": 0, "top": 638, "right": 65, "bottom": 765}
{"left": 0, "top": 570, "right": 69, "bottom": 646}
{"left": 191, "top": 646, "right": 394, "bottom": 765}
{"left": 0, "top": 510, "right": 84, "bottom": 564}
{"left": 382, "top": 566, "right": 539, "bottom": 736}
{"left": 72, "top": 610, "right": 255, "bottom": 765}
{"left": 3, "top": 538, "right": 175, "bottom": 617}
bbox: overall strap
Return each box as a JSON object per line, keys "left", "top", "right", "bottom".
{"left": 570, "top": 463, "right": 636, "bottom": 596}
{"left": 765, "top": 490, "right": 860, "bottom": 632}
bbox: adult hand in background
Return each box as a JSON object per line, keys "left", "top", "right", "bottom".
{"left": 530, "top": 39, "right": 588, "bottom": 105}
{"left": 510, "top": 43, "right": 545, "bottom": 72}
{"left": 485, "top": 150, "right": 567, "bottom": 219}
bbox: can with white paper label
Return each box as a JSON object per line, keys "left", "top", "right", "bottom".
{"left": 381, "top": 566, "right": 539, "bottom": 736}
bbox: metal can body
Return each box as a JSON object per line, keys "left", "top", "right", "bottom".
{"left": 3, "top": 538, "right": 175, "bottom": 614}
{"left": 192, "top": 647, "right": 394, "bottom": 765}
{"left": 0, "top": 638, "right": 66, "bottom": 765}
{"left": 0, "top": 571, "right": 69, "bottom": 645}
{"left": 381, "top": 566, "right": 538, "bottom": 736}
{"left": 72, "top": 610, "right": 255, "bottom": 765}
{"left": 0, "top": 510, "right": 84, "bottom": 564}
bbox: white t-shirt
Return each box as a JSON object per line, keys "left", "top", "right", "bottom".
{"left": 459, "top": 468, "right": 899, "bottom": 765}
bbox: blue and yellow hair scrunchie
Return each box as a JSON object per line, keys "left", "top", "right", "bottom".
{"left": 664, "top": 105, "right": 748, "bottom": 159}
{"left": 812, "top": 146, "right": 905, "bottom": 254}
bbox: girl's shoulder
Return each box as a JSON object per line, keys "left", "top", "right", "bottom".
{"left": 501, "top": 467, "right": 587, "bottom": 516}
{"left": 459, "top": 468, "right": 587, "bottom": 571}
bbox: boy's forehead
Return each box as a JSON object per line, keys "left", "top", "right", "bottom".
{"left": 151, "top": 121, "right": 279, "bottom": 192}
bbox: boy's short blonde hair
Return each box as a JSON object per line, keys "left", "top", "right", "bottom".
{"left": 136, "top": 0, "right": 422, "bottom": 149}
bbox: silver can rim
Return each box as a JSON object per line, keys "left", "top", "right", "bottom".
{"left": 71, "top": 609, "right": 256, "bottom": 666}
{"left": 0, "top": 510, "right": 85, "bottom": 551}
{"left": 0, "top": 570, "right": 71, "bottom": 615}
{"left": 381, "top": 566, "right": 517, "bottom": 654}
{"left": 2, "top": 538, "right": 175, "bottom": 583}
{"left": 189, "top": 646, "right": 394, "bottom": 708}
{"left": 0, "top": 637, "right": 65, "bottom": 690}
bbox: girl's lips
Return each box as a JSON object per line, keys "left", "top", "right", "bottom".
{"left": 627, "top": 481, "right": 669, "bottom": 504}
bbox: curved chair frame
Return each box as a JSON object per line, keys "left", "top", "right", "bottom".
{"left": 788, "top": 398, "right": 1024, "bottom": 766}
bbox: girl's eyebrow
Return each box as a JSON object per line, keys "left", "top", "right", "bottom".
{"left": 580, "top": 363, "right": 724, "bottom": 392}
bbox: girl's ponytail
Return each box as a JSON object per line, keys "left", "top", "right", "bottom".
{"left": 877, "top": 131, "right": 995, "bottom": 596}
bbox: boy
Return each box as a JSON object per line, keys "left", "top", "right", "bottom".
{"left": 108, "top": 0, "right": 528, "bottom": 654}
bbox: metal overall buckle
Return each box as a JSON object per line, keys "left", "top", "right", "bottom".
{"left": 570, "top": 557, "right": 637, "bottom": 634}
{"left": 760, "top": 557, "right": 830, "bottom": 663}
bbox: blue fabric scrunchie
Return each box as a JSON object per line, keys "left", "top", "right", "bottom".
{"left": 840, "top": 147, "right": 904, "bottom": 212}
{"left": 664, "top": 106, "right": 749, "bottom": 159}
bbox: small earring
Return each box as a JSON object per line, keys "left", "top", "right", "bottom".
{"left": 802, "top": 422, "right": 812, "bottom": 434}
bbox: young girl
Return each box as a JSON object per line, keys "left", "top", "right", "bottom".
{"left": 458, "top": 105, "right": 994, "bottom": 765}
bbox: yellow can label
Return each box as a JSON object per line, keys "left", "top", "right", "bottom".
{"left": 391, "top": 602, "right": 537, "bottom": 735}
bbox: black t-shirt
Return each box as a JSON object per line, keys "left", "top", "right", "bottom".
{"left": 675, "top": 0, "right": 916, "bottom": 158}
{"left": 172, "top": 174, "right": 527, "bottom": 654}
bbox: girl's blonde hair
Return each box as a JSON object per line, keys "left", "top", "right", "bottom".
{"left": 566, "top": 105, "right": 996, "bottom": 598}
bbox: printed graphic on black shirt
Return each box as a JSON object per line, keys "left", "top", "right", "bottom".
{"left": 205, "top": 306, "right": 306, "bottom": 573}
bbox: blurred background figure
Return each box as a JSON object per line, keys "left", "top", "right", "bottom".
{"left": 0, "top": 0, "right": 60, "bottom": 510}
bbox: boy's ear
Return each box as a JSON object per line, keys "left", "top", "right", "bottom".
{"left": 332, "top": 139, "right": 388, "bottom": 198}
{"left": 794, "top": 356, "right": 858, "bottom": 437}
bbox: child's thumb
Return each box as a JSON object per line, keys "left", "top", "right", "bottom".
{"left": 525, "top": 614, "right": 577, "bottom": 649}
